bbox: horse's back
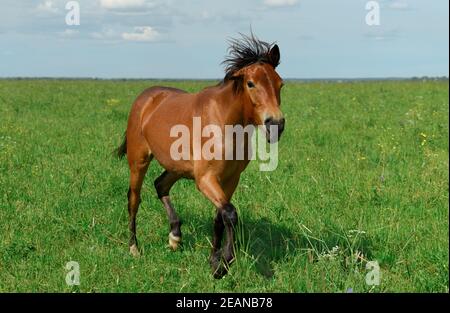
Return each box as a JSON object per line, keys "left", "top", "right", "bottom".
{"left": 129, "top": 85, "right": 188, "bottom": 125}
{"left": 143, "top": 85, "right": 188, "bottom": 96}
{"left": 136, "top": 85, "right": 188, "bottom": 108}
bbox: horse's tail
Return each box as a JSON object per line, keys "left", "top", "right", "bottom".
{"left": 115, "top": 132, "right": 127, "bottom": 159}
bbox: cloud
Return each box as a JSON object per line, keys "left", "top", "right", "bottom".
{"left": 121, "top": 26, "right": 160, "bottom": 42}
{"left": 263, "top": 0, "right": 298, "bottom": 7}
{"left": 90, "top": 28, "right": 118, "bottom": 40}
{"left": 176, "top": 9, "right": 248, "bottom": 27}
{"left": 99, "top": 0, "right": 153, "bottom": 10}
{"left": 37, "top": 1, "right": 59, "bottom": 13}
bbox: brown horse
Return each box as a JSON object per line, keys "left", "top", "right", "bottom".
{"left": 116, "top": 33, "right": 285, "bottom": 278}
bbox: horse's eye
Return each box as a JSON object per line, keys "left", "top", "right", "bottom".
{"left": 247, "top": 81, "right": 255, "bottom": 88}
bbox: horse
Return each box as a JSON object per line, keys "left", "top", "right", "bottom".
{"left": 116, "top": 33, "right": 285, "bottom": 278}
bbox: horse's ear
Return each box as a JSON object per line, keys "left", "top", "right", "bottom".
{"left": 269, "top": 44, "right": 280, "bottom": 68}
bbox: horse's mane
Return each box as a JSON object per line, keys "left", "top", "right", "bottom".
{"left": 222, "top": 32, "right": 279, "bottom": 82}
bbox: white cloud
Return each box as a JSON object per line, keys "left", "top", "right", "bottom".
{"left": 100, "top": 0, "right": 149, "bottom": 9}
{"left": 264, "top": 0, "right": 298, "bottom": 7}
{"left": 37, "top": 1, "right": 59, "bottom": 13}
{"left": 90, "top": 28, "right": 117, "bottom": 40}
{"left": 121, "top": 26, "right": 160, "bottom": 42}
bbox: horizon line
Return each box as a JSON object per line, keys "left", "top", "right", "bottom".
{"left": 0, "top": 76, "right": 448, "bottom": 81}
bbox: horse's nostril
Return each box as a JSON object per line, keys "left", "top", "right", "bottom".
{"left": 264, "top": 117, "right": 273, "bottom": 125}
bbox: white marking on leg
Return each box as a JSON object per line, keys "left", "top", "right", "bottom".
{"left": 168, "top": 232, "right": 181, "bottom": 250}
{"left": 129, "top": 244, "right": 140, "bottom": 257}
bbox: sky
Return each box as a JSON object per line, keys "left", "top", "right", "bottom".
{"left": 0, "top": 0, "right": 448, "bottom": 79}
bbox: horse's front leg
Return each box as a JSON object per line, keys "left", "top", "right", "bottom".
{"left": 197, "top": 174, "right": 238, "bottom": 278}
{"left": 211, "top": 210, "right": 225, "bottom": 273}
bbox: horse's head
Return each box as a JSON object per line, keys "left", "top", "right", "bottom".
{"left": 223, "top": 34, "right": 285, "bottom": 143}
{"left": 241, "top": 51, "right": 284, "bottom": 143}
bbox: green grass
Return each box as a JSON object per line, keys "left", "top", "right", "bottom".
{"left": 0, "top": 79, "right": 448, "bottom": 292}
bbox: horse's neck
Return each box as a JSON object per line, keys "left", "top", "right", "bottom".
{"left": 215, "top": 82, "right": 251, "bottom": 127}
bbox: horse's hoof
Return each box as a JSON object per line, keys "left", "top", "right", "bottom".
{"left": 210, "top": 251, "right": 228, "bottom": 279}
{"left": 129, "top": 244, "right": 140, "bottom": 257}
{"left": 212, "top": 264, "right": 228, "bottom": 279}
{"left": 168, "top": 232, "right": 181, "bottom": 250}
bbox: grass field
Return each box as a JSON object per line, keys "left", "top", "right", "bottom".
{"left": 0, "top": 79, "right": 448, "bottom": 292}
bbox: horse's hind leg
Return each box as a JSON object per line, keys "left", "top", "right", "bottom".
{"left": 154, "top": 171, "right": 182, "bottom": 250}
{"left": 127, "top": 152, "right": 151, "bottom": 257}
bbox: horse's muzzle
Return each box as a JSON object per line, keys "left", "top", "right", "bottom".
{"left": 264, "top": 117, "right": 285, "bottom": 143}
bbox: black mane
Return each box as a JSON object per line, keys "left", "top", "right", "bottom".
{"left": 222, "top": 33, "right": 279, "bottom": 81}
